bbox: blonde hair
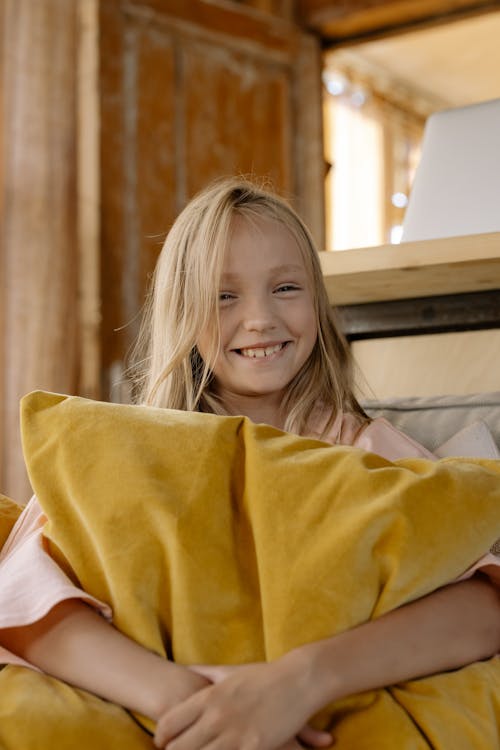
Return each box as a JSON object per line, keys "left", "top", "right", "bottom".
{"left": 131, "top": 177, "right": 367, "bottom": 436}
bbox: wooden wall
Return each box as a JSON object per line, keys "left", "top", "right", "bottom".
{"left": 2, "top": 0, "right": 497, "bottom": 501}
{"left": 1, "top": 0, "right": 324, "bottom": 501}
{"left": 98, "top": 0, "right": 324, "bottom": 400}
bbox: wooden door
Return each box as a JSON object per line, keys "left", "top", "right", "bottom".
{"left": 98, "top": 0, "right": 325, "bottom": 400}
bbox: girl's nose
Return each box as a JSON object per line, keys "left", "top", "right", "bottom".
{"left": 241, "top": 299, "right": 277, "bottom": 332}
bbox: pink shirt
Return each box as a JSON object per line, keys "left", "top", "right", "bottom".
{"left": 0, "top": 412, "right": 498, "bottom": 669}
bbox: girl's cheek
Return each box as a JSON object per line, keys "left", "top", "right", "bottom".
{"left": 218, "top": 315, "right": 232, "bottom": 341}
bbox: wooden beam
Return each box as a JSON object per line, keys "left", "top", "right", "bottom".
{"left": 77, "top": 0, "right": 101, "bottom": 400}
{"left": 319, "top": 232, "right": 500, "bottom": 305}
{"left": 298, "top": 0, "right": 500, "bottom": 42}
{"left": 236, "top": 1, "right": 296, "bottom": 21}
{"left": 292, "top": 33, "right": 326, "bottom": 249}
{"left": 121, "top": 0, "right": 301, "bottom": 59}
{"left": 338, "top": 289, "right": 500, "bottom": 339}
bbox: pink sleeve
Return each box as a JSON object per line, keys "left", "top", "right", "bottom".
{"left": 350, "top": 416, "right": 500, "bottom": 586}
{"left": 351, "top": 417, "right": 436, "bottom": 462}
{"left": 0, "top": 496, "right": 111, "bottom": 670}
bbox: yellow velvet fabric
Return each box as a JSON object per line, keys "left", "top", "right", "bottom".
{"left": 1, "top": 389, "right": 500, "bottom": 748}
{"left": 0, "top": 493, "right": 22, "bottom": 547}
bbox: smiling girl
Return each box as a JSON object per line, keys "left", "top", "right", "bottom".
{"left": 195, "top": 214, "right": 321, "bottom": 428}
{"left": 1, "top": 178, "right": 499, "bottom": 750}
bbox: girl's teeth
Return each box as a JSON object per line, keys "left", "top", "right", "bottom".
{"left": 241, "top": 343, "right": 283, "bottom": 358}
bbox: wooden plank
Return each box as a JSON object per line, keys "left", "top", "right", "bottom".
{"left": 122, "top": 0, "right": 301, "bottom": 57}
{"left": 100, "top": 1, "right": 179, "bottom": 400}
{"left": 237, "top": 0, "right": 296, "bottom": 20}
{"left": 319, "top": 232, "right": 500, "bottom": 304}
{"left": 292, "top": 32, "right": 325, "bottom": 249}
{"left": 134, "top": 23, "right": 178, "bottom": 332}
{"left": 268, "top": 0, "right": 297, "bottom": 19}
{"left": 298, "top": 0, "right": 499, "bottom": 41}
{"left": 0, "top": 0, "right": 6, "bottom": 493}
{"left": 2, "top": 0, "right": 80, "bottom": 502}
{"left": 338, "top": 289, "right": 500, "bottom": 339}
{"left": 182, "top": 39, "right": 292, "bottom": 198}
{"left": 99, "top": 0, "right": 129, "bottom": 397}
{"left": 77, "top": 0, "right": 101, "bottom": 400}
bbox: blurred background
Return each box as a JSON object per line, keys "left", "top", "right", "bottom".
{"left": 2, "top": 0, "right": 500, "bottom": 500}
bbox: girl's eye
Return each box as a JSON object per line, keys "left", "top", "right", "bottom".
{"left": 275, "top": 284, "right": 300, "bottom": 293}
{"left": 219, "top": 292, "right": 235, "bottom": 302}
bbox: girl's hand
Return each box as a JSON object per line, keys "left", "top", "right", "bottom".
{"left": 188, "top": 663, "right": 247, "bottom": 684}
{"left": 153, "top": 660, "right": 332, "bottom": 750}
{"left": 281, "top": 740, "right": 329, "bottom": 750}
{"left": 188, "top": 664, "right": 332, "bottom": 748}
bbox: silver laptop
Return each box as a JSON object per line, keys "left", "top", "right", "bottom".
{"left": 402, "top": 98, "right": 500, "bottom": 242}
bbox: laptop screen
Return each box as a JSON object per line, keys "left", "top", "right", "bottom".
{"left": 402, "top": 98, "right": 500, "bottom": 242}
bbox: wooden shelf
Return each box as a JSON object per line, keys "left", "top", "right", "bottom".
{"left": 319, "top": 232, "right": 500, "bottom": 305}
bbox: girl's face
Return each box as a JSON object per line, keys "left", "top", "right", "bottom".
{"left": 197, "top": 215, "right": 318, "bottom": 419}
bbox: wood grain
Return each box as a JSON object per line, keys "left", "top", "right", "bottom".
{"left": 2, "top": 0, "right": 80, "bottom": 501}
{"left": 78, "top": 0, "right": 101, "bottom": 400}
{"left": 99, "top": 0, "right": 324, "bottom": 399}
{"left": 299, "top": 0, "right": 499, "bottom": 40}
{"left": 319, "top": 232, "right": 500, "bottom": 305}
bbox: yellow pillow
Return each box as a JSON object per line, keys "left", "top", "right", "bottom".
{"left": 0, "top": 493, "right": 22, "bottom": 547}
{"left": 5, "top": 389, "right": 500, "bottom": 749}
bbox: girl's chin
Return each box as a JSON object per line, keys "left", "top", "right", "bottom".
{"left": 226, "top": 387, "right": 288, "bottom": 401}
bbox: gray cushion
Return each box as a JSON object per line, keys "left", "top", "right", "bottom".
{"left": 362, "top": 392, "right": 500, "bottom": 454}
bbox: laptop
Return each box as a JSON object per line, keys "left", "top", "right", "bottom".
{"left": 402, "top": 98, "right": 500, "bottom": 242}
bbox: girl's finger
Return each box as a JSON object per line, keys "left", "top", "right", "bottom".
{"left": 188, "top": 664, "right": 239, "bottom": 683}
{"left": 157, "top": 720, "right": 218, "bottom": 750}
{"left": 188, "top": 663, "right": 260, "bottom": 684}
{"left": 154, "top": 691, "right": 206, "bottom": 748}
{"left": 297, "top": 724, "right": 333, "bottom": 748}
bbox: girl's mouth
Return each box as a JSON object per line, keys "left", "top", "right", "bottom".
{"left": 235, "top": 342, "right": 289, "bottom": 359}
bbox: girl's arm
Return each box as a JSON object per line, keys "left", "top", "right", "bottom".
{"left": 154, "top": 575, "right": 500, "bottom": 750}
{"left": 0, "top": 600, "right": 332, "bottom": 748}
{"left": 292, "top": 573, "right": 500, "bottom": 709}
{"left": 0, "top": 599, "right": 209, "bottom": 721}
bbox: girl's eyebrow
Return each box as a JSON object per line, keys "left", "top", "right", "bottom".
{"left": 221, "top": 264, "right": 305, "bottom": 281}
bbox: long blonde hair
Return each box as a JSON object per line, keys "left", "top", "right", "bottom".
{"left": 131, "top": 177, "right": 367, "bottom": 436}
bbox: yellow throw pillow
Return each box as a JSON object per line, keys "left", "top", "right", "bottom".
{"left": 0, "top": 493, "right": 22, "bottom": 547}
{"left": 7, "top": 389, "right": 500, "bottom": 749}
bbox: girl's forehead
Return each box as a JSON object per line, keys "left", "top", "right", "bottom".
{"left": 224, "top": 214, "right": 307, "bottom": 271}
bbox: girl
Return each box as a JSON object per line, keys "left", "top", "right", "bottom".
{"left": 1, "top": 178, "right": 499, "bottom": 750}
